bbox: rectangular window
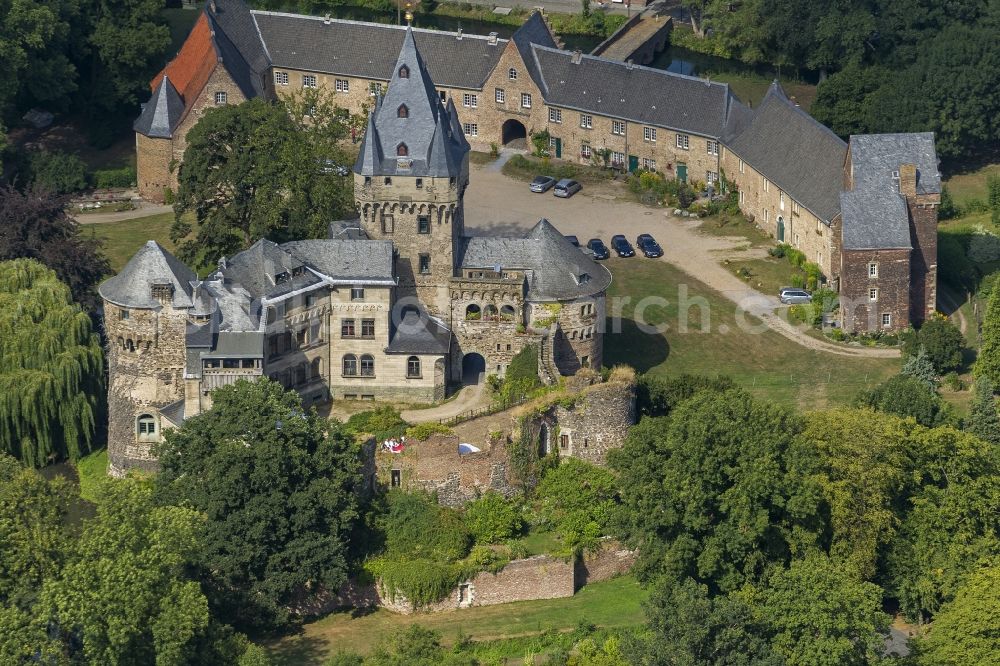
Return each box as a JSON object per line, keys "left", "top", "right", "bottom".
{"left": 462, "top": 93, "right": 477, "bottom": 108}
{"left": 351, "top": 287, "right": 365, "bottom": 301}
{"left": 335, "top": 79, "right": 349, "bottom": 92}
{"left": 612, "top": 120, "right": 625, "bottom": 136}
{"left": 214, "top": 91, "right": 227, "bottom": 105}
{"left": 274, "top": 71, "right": 289, "bottom": 86}
{"left": 642, "top": 157, "right": 656, "bottom": 171}
{"left": 779, "top": 192, "right": 785, "bottom": 210}
{"left": 418, "top": 215, "right": 430, "bottom": 234}
{"left": 882, "top": 313, "right": 892, "bottom": 328}
{"left": 419, "top": 254, "right": 430, "bottom": 274}
{"left": 119, "top": 309, "right": 129, "bottom": 320}
{"left": 643, "top": 127, "right": 657, "bottom": 142}
{"left": 707, "top": 140, "right": 719, "bottom": 155}
{"left": 390, "top": 469, "right": 401, "bottom": 487}
{"left": 738, "top": 158, "right": 745, "bottom": 174}
{"left": 310, "top": 321, "right": 321, "bottom": 343}
{"left": 764, "top": 209, "right": 769, "bottom": 224}
{"left": 361, "top": 319, "right": 375, "bottom": 337}
{"left": 580, "top": 114, "right": 592, "bottom": 129}
{"left": 739, "top": 190, "right": 745, "bottom": 204}
{"left": 581, "top": 143, "right": 592, "bottom": 159}
{"left": 462, "top": 123, "right": 478, "bottom": 137}
{"left": 368, "top": 81, "right": 382, "bottom": 96}
{"left": 611, "top": 151, "right": 625, "bottom": 167}
{"left": 676, "top": 134, "right": 690, "bottom": 150}
{"left": 869, "top": 288, "right": 878, "bottom": 302}
{"left": 407, "top": 357, "right": 421, "bottom": 378}
{"left": 869, "top": 262, "right": 879, "bottom": 278}
{"left": 383, "top": 177, "right": 391, "bottom": 185}
{"left": 415, "top": 178, "right": 423, "bottom": 189}
{"left": 548, "top": 108, "right": 562, "bottom": 123}
{"left": 706, "top": 171, "right": 718, "bottom": 183}
{"left": 794, "top": 233, "right": 801, "bottom": 247}
{"left": 302, "top": 74, "right": 317, "bottom": 88}
{"left": 495, "top": 87, "right": 505, "bottom": 103}
{"left": 763, "top": 177, "right": 770, "bottom": 192}
{"left": 817, "top": 220, "right": 823, "bottom": 235}
{"left": 792, "top": 201, "right": 800, "bottom": 214}
{"left": 548, "top": 136, "right": 558, "bottom": 149}
{"left": 521, "top": 92, "right": 532, "bottom": 108}
{"left": 381, "top": 213, "right": 394, "bottom": 233}
{"left": 341, "top": 319, "right": 355, "bottom": 337}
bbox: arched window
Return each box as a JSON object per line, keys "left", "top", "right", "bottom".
{"left": 343, "top": 354, "right": 357, "bottom": 377}
{"left": 397, "top": 104, "right": 408, "bottom": 118}
{"left": 500, "top": 305, "right": 515, "bottom": 321}
{"left": 311, "top": 357, "right": 322, "bottom": 379}
{"left": 508, "top": 67, "right": 517, "bottom": 80}
{"left": 483, "top": 304, "right": 498, "bottom": 320}
{"left": 136, "top": 414, "right": 156, "bottom": 438}
{"left": 396, "top": 143, "right": 408, "bottom": 157}
{"left": 117, "top": 336, "right": 125, "bottom": 349}
{"left": 399, "top": 64, "right": 410, "bottom": 79}
{"left": 126, "top": 339, "right": 135, "bottom": 352}
{"left": 465, "top": 304, "right": 481, "bottom": 320}
{"left": 407, "top": 356, "right": 421, "bottom": 378}
{"left": 360, "top": 354, "right": 375, "bottom": 377}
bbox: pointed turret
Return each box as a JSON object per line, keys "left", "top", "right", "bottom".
{"left": 133, "top": 75, "right": 184, "bottom": 139}
{"left": 353, "top": 27, "right": 468, "bottom": 178}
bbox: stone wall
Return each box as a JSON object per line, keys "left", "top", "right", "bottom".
{"left": 135, "top": 134, "right": 174, "bottom": 202}
{"left": 839, "top": 248, "right": 911, "bottom": 333}
{"left": 576, "top": 539, "right": 638, "bottom": 588}
{"left": 552, "top": 379, "right": 635, "bottom": 465}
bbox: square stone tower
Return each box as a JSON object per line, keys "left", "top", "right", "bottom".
{"left": 353, "top": 27, "right": 471, "bottom": 316}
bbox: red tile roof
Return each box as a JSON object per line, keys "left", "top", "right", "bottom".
{"left": 151, "top": 13, "right": 217, "bottom": 108}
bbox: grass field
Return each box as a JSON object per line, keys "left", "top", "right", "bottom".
{"left": 602, "top": 258, "right": 899, "bottom": 409}
{"left": 726, "top": 256, "right": 807, "bottom": 298}
{"left": 943, "top": 163, "right": 1000, "bottom": 206}
{"left": 86, "top": 212, "right": 178, "bottom": 272}
{"left": 73, "top": 448, "right": 108, "bottom": 503}
{"left": 265, "top": 575, "right": 647, "bottom": 665}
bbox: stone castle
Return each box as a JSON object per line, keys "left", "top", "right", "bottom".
{"left": 101, "top": 28, "right": 609, "bottom": 476}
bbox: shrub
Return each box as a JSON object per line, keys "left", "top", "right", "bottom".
{"left": 405, "top": 422, "right": 454, "bottom": 440}
{"left": 901, "top": 347, "right": 939, "bottom": 389}
{"left": 92, "top": 165, "right": 136, "bottom": 189}
{"left": 943, "top": 372, "right": 964, "bottom": 391}
{"left": 769, "top": 244, "right": 787, "bottom": 258}
{"left": 343, "top": 405, "right": 408, "bottom": 441}
{"left": 536, "top": 458, "right": 617, "bottom": 553}
{"left": 976, "top": 280, "right": 1000, "bottom": 385}
{"left": 938, "top": 185, "right": 958, "bottom": 220}
{"left": 637, "top": 374, "right": 735, "bottom": 417}
{"left": 379, "top": 490, "right": 471, "bottom": 561}
{"left": 913, "top": 316, "right": 964, "bottom": 374}
{"left": 465, "top": 492, "right": 524, "bottom": 543}
{"left": 27, "top": 150, "right": 89, "bottom": 194}
{"left": 855, "top": 374, "right": 947, "bottom": 427}
{"left": 785, "top": 247, "right": 806, "bottom": 268}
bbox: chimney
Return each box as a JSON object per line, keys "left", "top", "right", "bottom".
{"left": 625, "top": 59, "right": 635, "bottom": 70}
{"left": 324, "top": 13, "right": 331, "bottom": 24}
{"left": 456, "top": 27, "right": 463, "bottom": 40}
{"left": 571, "top": 50, "right": 583, "bottom": 64}
{"left": 209, "top": 0, "right": 217, "bottom": 13}
{"left": 488, "top": 31, "right": 498, "bottom": 45}
{"left": 898, "top": 163, "right": 917, "bottom": 198}
{"left": 150, "top": 279, "right": 175, "bottom": 305}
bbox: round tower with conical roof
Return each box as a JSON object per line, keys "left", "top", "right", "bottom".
{"left": 99, "top": 241, "right": 195, "bottom": 476}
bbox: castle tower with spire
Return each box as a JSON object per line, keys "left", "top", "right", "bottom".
{"left": 353, "top": 27, "right": 470, "bottom": 315}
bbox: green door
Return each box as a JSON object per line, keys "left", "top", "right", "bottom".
{"left": 628, "top": 155, "right": 639, "bottom": 172}
{"left": 777, "top": 217, "right": 785, "bottom": 242}
{"left": 554, "top": 137, "right": 562, "bottom": 158}
{"left": 677, "top": 163, "right": 688, "bottom": 182}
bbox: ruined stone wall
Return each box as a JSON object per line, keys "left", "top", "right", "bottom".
{"left": 551, "top": 378, "right": 635, "bottom": 465}
{"left": 103, "top": 300, "right": 188, "bottom": 476}
{"left": 575, "top": 540, "right": 638, "bottom": 588}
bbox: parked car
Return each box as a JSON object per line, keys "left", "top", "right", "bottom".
{"left": 553, "top": 179, "right": 582, "bottom": 198}
{"left": 779, "top": 287, "right": 812, "bottom": 304}
{"left": 586, "top": 238, "right": 610, "bottom": 260}
{"left": 564, "top": 235, "right": 580, "bottom": 247}
{"left": 529, "top": 175, "right": 556, "bottom": 193}
{"left": 636, "top": 233, "right": 664, "bottom": 258}
{"left": 610, "top": 235, "right": 635, "bottom": 257}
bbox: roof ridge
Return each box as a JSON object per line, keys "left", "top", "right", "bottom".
{"left": 249, "top": 9, "right": 509, "bottom": 42}
{"left": 758, "top": 81, "right": 846, "bottom": 147}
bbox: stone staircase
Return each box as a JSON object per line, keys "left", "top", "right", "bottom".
{"left": 537, "top": 326, "right": 560, "bottom": 385}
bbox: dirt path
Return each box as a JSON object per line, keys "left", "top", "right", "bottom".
{"left": 938, "top": 283, "right": 969, "bottom": 337}
{"left": 400, "top": 378, "right": 488, "bottom": 423}
{"left": 73, "top": 203, "right": 173, "bottom": 225}
{"left": 464, "top": 161, "right": 900, "bottom": 359}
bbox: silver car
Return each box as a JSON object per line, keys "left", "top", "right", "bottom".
{"left": 529, "top": 175, "right": 556, "bottom": 193}
{"left": 553, "top": 179, "right": 582, "bottom": 198}
{"left": 779, "top": 288, "right": 812, "bottom": 304}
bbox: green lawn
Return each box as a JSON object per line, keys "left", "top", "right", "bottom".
{"left": 726, "top": 256, "right": 807, "bottom": 298}
{"left": 86, "top": 212, "right": 178, "bottom": 272}
{"left": 265, "top": 575, "right": 647, "bottom": 665}
{"left": 603, "top": 258, "right": 900, "bottom": 409}
{"left": 73, "top": 448, "right": 108, "bottom": 503}
{"left": 943, "top": 163, "right": 1000, "bottom": 206}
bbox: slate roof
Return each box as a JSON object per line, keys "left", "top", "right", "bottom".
{"left": 386, "top": 310, "right": 452, "bottom": 355}
{"left": 460, "top": 219, "right": 612, "bottom": 301}
{"left": 530, "top": 45, "right": 742, "bottom": 139}
{"left": 207, "top": 331, "right": 265, "bottom": 357}
{"left": 841, "top": 132, "right": 940, "bottom": 250}
{"left": 282, "top": 239, "right": 395, "bottom": 283}
{"left": 99, "top": 241, "right": 197, "bottom": 309}
{"left": 354, "top": 27, "right": 469, "bottom": 178}
{"left": 215, "top": 239, "right": 316, "bottom": 300}
{"left": 251, "top": 11, "right": 505, "bottom": 89}
{"left": 133, "top": 76, "right": 185, "bottom": 138}
{"left": 725, "top": 83, "right": 847, "bottom": 222}
{"left": 160, "top": 400, "right": 186, "bottom": 427}
{"left": 206, "top": 2, "right": 270, "bottom": 100}
{"left": 511, "top": 12, "right": 558, "bottom": 94}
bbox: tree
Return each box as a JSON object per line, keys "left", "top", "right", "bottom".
{"left": 751, "top": 553, "right": 889, "bottom": 666}
{"left": 536, "top": 457, "right": 617, "bottom": 554}
{"left": 989, "top": 173, "right": 1000, "bottom": 227}
{"left": 0, "top": 185, "right": 111, "bottom": 310}
{"left": 976, "top": 282, "right": 1000, "bottom": 385}
{"left": 25, "top": 149, "right": 89, "bottom": 194}
{"left": 966, "top": 376, "right": 1000, "bottom": 446}
{"left": 901, "top": 347, "right": 939, "bottom": 389}
{"left": 172, "top": 95, "right": 354, "bottom": 268}
{"left": 365, "top": 624, "right": 476, "bottom": 666}
{"left": 610, "top": 389, "right": 820, "bottom": 590}
{"left": 855, "top": 373, "right": 947, "bottom": 427}
{"left": 625, "top": 577, "right": 780, "bottom": 666}
{"left": 154, "top": 378, "right": 361, "bottom": 631}
{"left": 0, "top": 260, "right": 104, "bottom": 467}
{"left": 635, "top": 373, "right": 735, "bottom": 417}
{"left": 915, "top": 317, "right": 964, "bottom": 374}
{"left": 464, "top": 491, "right": 524, "bottom": 543}
{"left": 914, "top": 565, "right": 1000, "bottom": 665}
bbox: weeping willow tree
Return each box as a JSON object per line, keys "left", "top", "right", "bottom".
{"left": 0, "top": 259, "right": 104, "bottom": 466}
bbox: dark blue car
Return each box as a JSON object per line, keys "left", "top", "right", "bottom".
{"left": 586, "top": 238, "right": 610, "bottom": 260}
{"left": 636, "top": 234, "right": 663, "bottom": 258}
{"left": 611, "top": 235, "right": 635, "bottom": 257}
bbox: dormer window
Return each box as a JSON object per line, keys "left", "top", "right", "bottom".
{"left": 399, "top": 65, "right": 410, "bottom": 79}
{"left": 397, "top": 104, "right": 408, "bottom": 118}
{"left": 397, "top": 143, "right": 408, "bottom": 157}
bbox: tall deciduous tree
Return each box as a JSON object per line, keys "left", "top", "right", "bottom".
{"left": 966, "top": 376, "right": 1000, "bottom": 446}
{"left": 914, "top": 565, "right": 1000, "bottom": 665}
{"left": 0, "top": 259, "right": 103, "bottom": 467}
{"left": 0, "top": 185, "right": 111, "bottom": 311}
{"left": 915, "top": 317, "right": 965, "bottom": 374}
{"left": 154, "top": 379, "right": 361, "bottom": 631}
{"left": 854, "top": 373, "right": 948, "bottom": 427}
{"left": 977, "top": 280, "right": 1000, "bottom": 385}
{"left": 172, "top": 94, "right": 354, "bottom": 268}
